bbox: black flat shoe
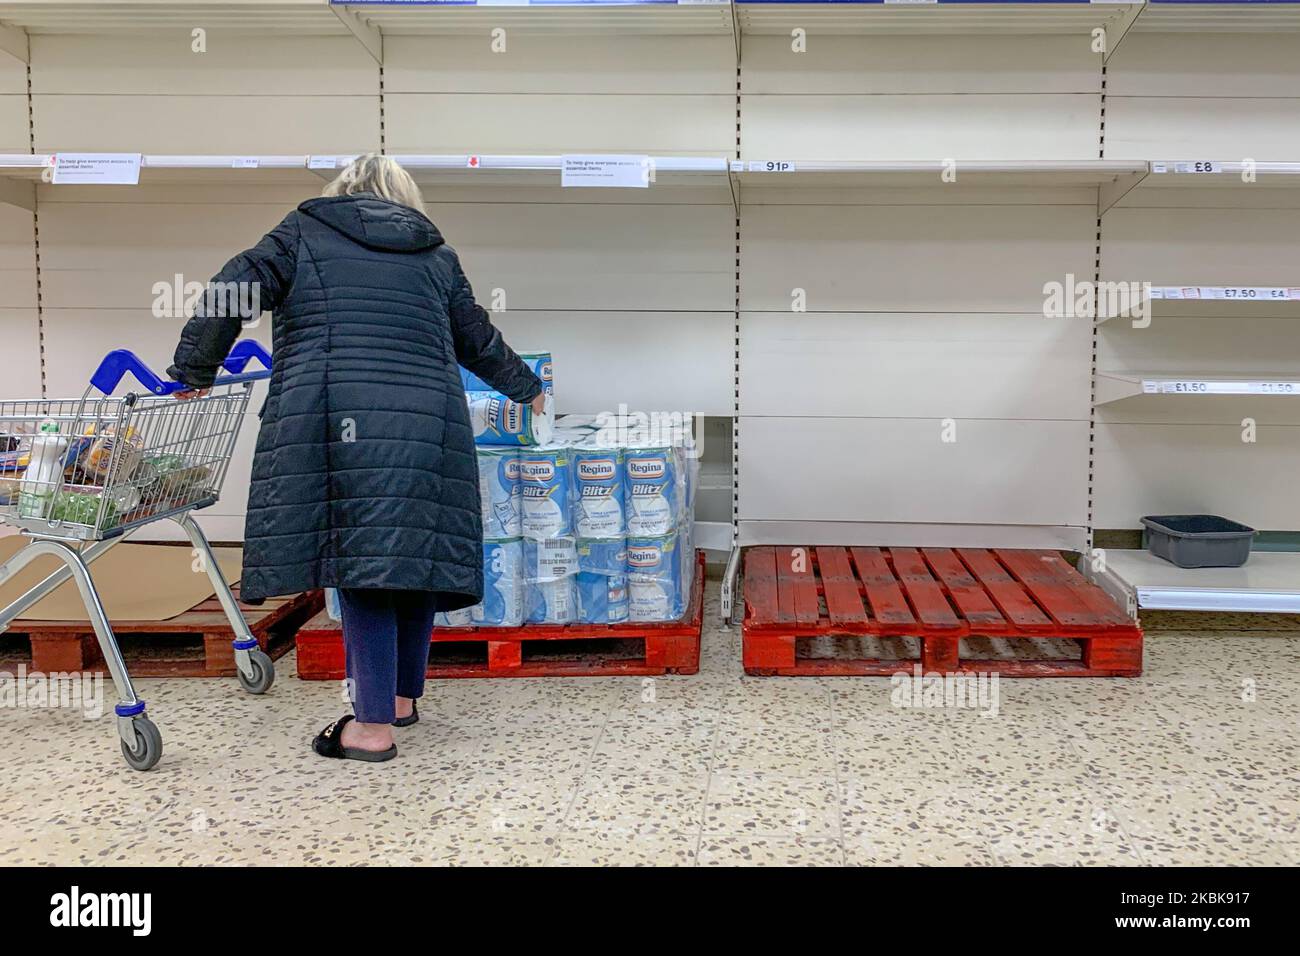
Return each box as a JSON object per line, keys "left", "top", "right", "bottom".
{"left": 392, "top": 700, "right": 419, "bottom": 728}
{"left": 312, "top": 715, "right": 397, "bottom": 762}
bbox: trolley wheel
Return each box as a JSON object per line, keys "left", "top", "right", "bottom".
{"left": 237, "top": 649, "right": 275, "bottom": 695}
{"left": 120, "top": 717, "right": 163, "bottom": 772}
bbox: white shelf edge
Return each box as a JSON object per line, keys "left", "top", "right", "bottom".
{"left": 1091, "top": 550, "right": 1300, "bottom": 615}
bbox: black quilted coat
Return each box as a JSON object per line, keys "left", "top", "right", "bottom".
{"left": 168, "top": 194, "right": 544, "bottom": 606}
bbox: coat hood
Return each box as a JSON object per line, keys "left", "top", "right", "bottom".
{"left": 298, "top": 193, "right": 444, "bottom": 253}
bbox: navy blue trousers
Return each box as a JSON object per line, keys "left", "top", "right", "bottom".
{"left": 337, "top": 588, "right": 439, "bottom": 724}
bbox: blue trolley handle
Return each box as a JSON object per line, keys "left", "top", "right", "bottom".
{"left": 88, "top": 340, "right": 273, "bottom": 396}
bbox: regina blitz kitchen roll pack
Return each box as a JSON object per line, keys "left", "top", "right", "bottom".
{"left": 446, "top": 354, "right": 698, "bottom": 627}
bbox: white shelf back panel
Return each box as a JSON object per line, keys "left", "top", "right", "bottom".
{"left": 29, "top": 34, "right": 379, "bottom": 154}
{"left": 35, "top": 194, "right": 315, "bottom": 310}
{"left": 384, "top": 34, "right": 733, "bottom": 157}
{"left": 385, "top": 93, "right": 732, "bottom": 158}
{"left": 738, "top": 416, "right": 1090, "bottom": 527}
{"left": 0, "top": 203, "right": 36, "bottom": 309}
{"left": 0, "top": 308, "right": 41, "bottom": 399}
{"left": 384, "top": 35, "right": 733, "bottom": 95}
{"left": 741, "top": 202, "right": 1097, "bottom": 313}
{"left": 426, "top": 201, "right": 734, "bottom": 312}
{"left": 1106, "top": 32, "right": 1300, "bottom": 159}
{"left": 740, "top": 311, "right": 1091, "bottom": 421}
{"left": 742, "top": 94, "right": 1100, "bottom": 163}
{"left": 39, "top": 307, "right": 271, "bottom": 398}
{"left": 0, "top": 51, "right": 24, "bottom": 152}
{"left": 741, "top": 34, "right": 1100, "bottom": 161}
{"left": 492, "top": 310, "right": 733, "bottom": 418}
{"left": 742, "top": 34, "right": 1100, "bottom": 95}
{"left": 1101, "top": 207, "right": 1300, "bottom": 286}
{"left": 1093, "top": 423, "right": 1300, "bottom": 529}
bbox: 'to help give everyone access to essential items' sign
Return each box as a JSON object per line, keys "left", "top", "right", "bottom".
{"left": 561, "top": 155, "right": 653, "bottom": 189}
{"left": 51, "top": 153, "right": 143, "bottom": 185}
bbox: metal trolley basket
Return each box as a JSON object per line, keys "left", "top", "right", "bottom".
{"left": 0, "top": 340, "right": 273, "bottom": 770}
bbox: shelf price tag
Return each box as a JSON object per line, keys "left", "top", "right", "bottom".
{"left": 1173, "top": 161, "right": 1219, "bottom": 174}
{"left": 561, "top": 155, "right": 653, "bottom": 189}
{"left": 51, "top": 153, "right": 142, "bottom": 185}
{"left": 748, "top": 161, "right": 796, "bottom": 173}
{"left": 308, "top": 156, "right": 338, "bottom": 170}
{"left": 1146, "top": 380, "right": 1299, "bottom": 396}
{"left": 1149, "top": 286, "right": 1300, "bottom": 301}
{"left": 231, "top": 157, "right": 260, "bottom": 169}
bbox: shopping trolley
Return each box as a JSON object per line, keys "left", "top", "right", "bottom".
{"left": 0, "top": 340, "right": 273, "bottom": 770}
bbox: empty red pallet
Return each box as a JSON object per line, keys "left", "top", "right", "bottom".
{"left": 297, "top": 551, "right": 705, "bottom": 679}
{"left": 742, "top": 546, "right": 1141, "bottom": 677}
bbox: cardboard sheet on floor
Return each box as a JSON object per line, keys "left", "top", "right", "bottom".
{"left": 0, "top": 538, "right": 242, "bottom": 622}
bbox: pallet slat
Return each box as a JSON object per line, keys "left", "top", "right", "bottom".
{"left": 816, "top": 546, "right": 869, "bottom": 625}
{"left": 923, "top": 547, "right": 1009, "bottom": 632}
{"left": 743, "top": 546, "right": 1142, "bottom": 678}
{"left": 890, "top": 547, "right": 961, "bottom": 630}
{"left": 849, "top": 547, "right": 916, "bottom": 628}
{"left": 776, "top": 546, "right": 820, "bottom": 626}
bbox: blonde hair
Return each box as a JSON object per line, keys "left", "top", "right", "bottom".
{"left": 322, "top": 152, "right": 426, "bottom": 214}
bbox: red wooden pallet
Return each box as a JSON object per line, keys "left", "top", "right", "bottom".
{"left": 0, "top": 586, "right": 322, "bottom": 678}
{"left": 296, "top": 551, "right": 705, "bottom": 680}
{"left": 743, "top": 546, "right": 1141, "bottom": 677}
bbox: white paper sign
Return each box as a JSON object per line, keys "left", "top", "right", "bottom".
{"left": 51, "top": 153, "right": 142, "bottom": 185}
{"left": 561, "top": 154, "right": 653, "bottom": 189}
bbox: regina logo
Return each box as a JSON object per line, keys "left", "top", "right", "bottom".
{"left": 577, "top": 459, "right": 616, "bottom": 481}
{"left": 539, "top": 360, "right": 553, "bottom": 382}
{"left": 520, "top": 460, "right": 555, "bottom": 482}
{"left": 627, "top": 545, "right": 661, "bottom": 567}
{"left": 627, "top": 458, "right": 665, "bottom": 479}
{"left": 503, "top": 459, "right": 522, "bottom": 481}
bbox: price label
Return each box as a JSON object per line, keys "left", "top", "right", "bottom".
{"left": 51, "top": 153, "right": 142, "bottom": 185}
{"left": 231, "top": 157, "right": 260, "bottom": 169}
{"left": 1173, "top": 161, "right": 1220, "bottom": 174}
{"left": 748, "top": 160, "right": 796, "bottom": 173}
{"left": 1149, "top": 286, "right": 1300, "bottom": 301}
{"left": 308, "top": 156, "right": 338, "bottom": 170}
{"left": 1146, "top": 380, "right": 1299, "bottom": 396}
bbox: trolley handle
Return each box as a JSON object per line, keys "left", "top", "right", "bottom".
{"left": 88, "top": 340, "right": 272, "bottom": 396}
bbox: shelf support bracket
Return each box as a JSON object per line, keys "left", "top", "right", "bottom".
{"left": 1098, "top": 166, "right": 1148, "bottom": 217}
{"left": 332, "top": 5, "right": 383, "bottom": 66}
{"left": 0, "top": 177, "right": 35, "bottom": 212}
{"left": 0, "top": 21, "right": 28, "bottom": 64}
{"left": 1102, "top": 1, "right": 1145, "bottom": 65}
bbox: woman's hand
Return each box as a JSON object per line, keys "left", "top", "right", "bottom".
{"left": 175, "top": 388, "right": 211, "bottom": 401}
{"left": 530, "top": 392, "right": 547, "bottom": 416}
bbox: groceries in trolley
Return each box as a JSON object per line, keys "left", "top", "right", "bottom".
{"left": 436, "top": 426, "right": 698, "bottom": 627}
{"left": 462, "top": 350, "right": 555, "bottom": 447}
{"left": 0, "top": 416, "right": 219, "bottom": 534}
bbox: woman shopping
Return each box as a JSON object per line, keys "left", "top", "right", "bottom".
{"left": 168, "top": 153, "right": 546, "bottom": 762}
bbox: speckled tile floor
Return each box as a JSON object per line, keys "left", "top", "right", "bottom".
{"left": 2, "top": 570, "right": 1298, "bottom": 867}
